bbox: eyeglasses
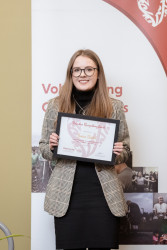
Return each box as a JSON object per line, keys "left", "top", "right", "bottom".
{"left": 71, "top": 66, "right": 98, "bottom": 77}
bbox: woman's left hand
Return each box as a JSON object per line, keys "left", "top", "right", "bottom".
{"left": 113, "top": 142, "right": 123, "bottom": 155}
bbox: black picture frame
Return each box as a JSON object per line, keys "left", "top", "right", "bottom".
{"left": 53, "top": 112, "right": 120, "bottom": 165}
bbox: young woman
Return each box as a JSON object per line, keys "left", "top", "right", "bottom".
{"left": 39, "top": 49, "right": 130, "bottom": 250}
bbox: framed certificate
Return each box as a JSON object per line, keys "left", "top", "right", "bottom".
{"left": 54, "top": 112, "right": 120, "bottom": 165}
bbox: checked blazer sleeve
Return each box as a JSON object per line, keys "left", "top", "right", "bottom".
{"left": 39, "top": 98, "right": 59, "bottom": 161}
{"left": 111, "top": 99, "right": 130, "bottom": 165}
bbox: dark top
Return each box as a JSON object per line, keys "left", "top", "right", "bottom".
{"left": 54, "top": 87, "right": 120, "bottom": 249}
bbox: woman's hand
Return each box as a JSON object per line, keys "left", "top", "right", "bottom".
{"left": 49, "top": 133, "right": 59, "bottom": 150}
{"left": 113, "top": 142, "right": 123, "bottom": 155}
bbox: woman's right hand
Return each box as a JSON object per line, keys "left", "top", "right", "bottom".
{"left": 49, "top": 133, "right": 59, "bottom": 150}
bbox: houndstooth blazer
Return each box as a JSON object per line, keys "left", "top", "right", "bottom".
{"left": 39, "top": 97, "right": 130, "bottom": 217}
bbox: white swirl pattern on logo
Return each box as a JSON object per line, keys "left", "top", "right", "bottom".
{"left": 137, "top": 0, "right": 167, "bottom": 27}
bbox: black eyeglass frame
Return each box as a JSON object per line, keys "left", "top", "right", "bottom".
{"left": 71, "top": 66, "right": 98, "bottom": 77}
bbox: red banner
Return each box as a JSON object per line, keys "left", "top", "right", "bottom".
{"left": 103, "top": 0, "right": 167, "bottom": 76}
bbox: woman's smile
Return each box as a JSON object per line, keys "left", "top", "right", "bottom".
{"left": 78, "top": 79, "right": 89, "bottom": 83}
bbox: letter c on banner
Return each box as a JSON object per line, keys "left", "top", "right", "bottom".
{"left": 42, "top": 102, "right": 48, "bottom": 112}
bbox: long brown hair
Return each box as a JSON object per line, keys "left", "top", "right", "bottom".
{"left": 57, "top": 49, "right": 113, "bottom": 118}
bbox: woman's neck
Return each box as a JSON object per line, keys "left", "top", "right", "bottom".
{"left": 72, "top": 87, "right": 95, "bottom": 105}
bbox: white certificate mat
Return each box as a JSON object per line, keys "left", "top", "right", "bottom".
{"left": 54, "top": 113, "right": 120, "bottom": 165}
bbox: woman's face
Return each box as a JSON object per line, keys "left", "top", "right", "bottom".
{"left": 72, "top": 55, "right": 98, "bottom": 91}
{"left": 138, "top": 171, "right": 142, "bottom": 177}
